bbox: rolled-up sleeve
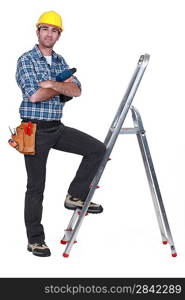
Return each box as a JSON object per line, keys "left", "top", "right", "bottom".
{"left": 16, "top": 56, "right": 40, "bottom": 98}
{"left": 72, "top": 75, "right": 81, "bottom": 91}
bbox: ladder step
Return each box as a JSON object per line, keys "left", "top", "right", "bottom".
{"left": 89, "top": 184, "right": 100, "bottom": 189}
{"left": 60, "top": 240, "right": 77, "bottom": 244}
{"left": 120, "top": 127, "right": 140, "bottom": 134}
{"left": 77, "top": 211, "right": 88, "bottom": 216}
{"left": 110, "top": 127, "right": 140, "bottom": 134}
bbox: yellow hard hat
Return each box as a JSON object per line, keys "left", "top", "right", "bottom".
{"left": 36, "top": 11, "right": 63, "bottom": 31}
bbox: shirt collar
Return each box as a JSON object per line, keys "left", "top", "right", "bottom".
{"left": 32, "top": 44, "right": 59, "bottom": 61}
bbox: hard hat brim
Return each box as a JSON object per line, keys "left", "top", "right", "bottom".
{"left": 36, "top": 23, "right": 63, "bottom": 32}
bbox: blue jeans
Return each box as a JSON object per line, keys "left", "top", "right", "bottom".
{"left": 23, "top": 121, "right": 106, "bottom": 243}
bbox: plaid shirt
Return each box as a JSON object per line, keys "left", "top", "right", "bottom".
{"left": 16, "top": 44, "right": 81, "bottom": 121}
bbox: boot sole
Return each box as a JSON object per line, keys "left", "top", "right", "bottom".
{"left": 27, "top": 247, "right": 51, "bottom": 257}
{"left": 64, "top": 203, "right": 103, "bottom": 214}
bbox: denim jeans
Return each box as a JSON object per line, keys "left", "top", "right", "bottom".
{"left": 24, "top": 122, "right": 106, "bottom": 243}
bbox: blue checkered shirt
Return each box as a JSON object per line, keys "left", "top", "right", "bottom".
{"left": 16, "top": 44, "right": 81, "bottom": 121}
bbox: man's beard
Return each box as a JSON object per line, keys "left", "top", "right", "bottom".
{"left": 40, "top": 38, "right": 55, "bottom": 48}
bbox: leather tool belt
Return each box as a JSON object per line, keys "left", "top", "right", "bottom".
{"left": 8, "top": 121, "right": 37, "bottom": 155}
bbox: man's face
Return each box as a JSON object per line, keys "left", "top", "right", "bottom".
{"left": 37, "top": 24, "right": 61, "bottom": 48}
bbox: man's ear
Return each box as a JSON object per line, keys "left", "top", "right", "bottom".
{"left": 57, "top": 32, "right": 61, "bottom": 41}
{"left": 36, "top": 29, "right": 39, "bottom": 38}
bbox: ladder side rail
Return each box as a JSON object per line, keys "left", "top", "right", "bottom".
{"left": 65, "top": 210, "right": 79, "bottom": 230}
{"left": 131, "top": 107, "right": 176, "bottom": 254}
{"left": 137, "top": 134, "right": 167, "bottom": 241}
{"left": 104, "top": 54, "right": 149, "bottom": 146}
{"left": 104, "top": 64, "right": 139, "bottom": 146}
{"left": 61, "top": 209, "right": 81, "bottom": 244}
{"left": 64, "top": 55, "right": 150, "bottom": 256}
{"left": 133, "top": 119, "right": 168, "bottom": 241}
{"left": 63, "top": 147, "right": 113, "bottom": 255}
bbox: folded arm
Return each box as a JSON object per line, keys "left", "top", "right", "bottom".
{"left": 16, "top": 56, "right": 81, "bottom": 103}
{"left": 29, "top": 88, "right": 60, "bottom": 103}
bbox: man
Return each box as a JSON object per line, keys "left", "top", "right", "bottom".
{"left": 16, "top": 11, "right": 106, "bottom": 257}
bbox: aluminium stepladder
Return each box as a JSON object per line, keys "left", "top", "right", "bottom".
{"left": 61, "top": 54, "right": 177, "bottom": 258}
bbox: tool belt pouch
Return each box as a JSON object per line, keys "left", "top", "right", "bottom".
{"left": 10, "top": 122, "right": 37, "bottom": 155}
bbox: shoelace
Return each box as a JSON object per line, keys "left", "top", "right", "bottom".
{"left": 32, "top": 243, "right": 47, "bottom": 249}
{"left": 71, "top": 197, "right": 97, "bottom": 207}
{"left": 69, "top": 194, "right": 99, "bottom": 207}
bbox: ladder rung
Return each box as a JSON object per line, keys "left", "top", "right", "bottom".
{"left": 110, "top": 127, "right": 140, "bottom": 134}
{"left": 120, "top": 127, "right": 139, "bottom": 134}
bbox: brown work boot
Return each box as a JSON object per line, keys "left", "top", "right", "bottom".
{"left": 64, "top": 194, "right": 103, "bottom": 214}
{"left": 27, "top": 242, "right": 51, "bottom": 257}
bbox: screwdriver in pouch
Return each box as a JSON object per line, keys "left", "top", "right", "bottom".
{"left": 8, "top": 139, "right": 18, "bottom": 149}
{"left": 8, "top": 126, "right": 18, "bottom": 149}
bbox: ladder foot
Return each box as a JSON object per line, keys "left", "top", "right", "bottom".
{"left": 63, "top": 253, "right": 69, "bottom": 258}
{"left": 162, "top": 241, "right": 168, "bottom": 245}
{"left": 172, "top": 252, "right": 177, "bottom": 257}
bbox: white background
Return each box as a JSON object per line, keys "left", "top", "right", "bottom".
{"left": 0, "top": 0, "right": 185, "bottom": 277}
